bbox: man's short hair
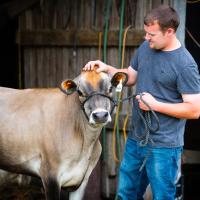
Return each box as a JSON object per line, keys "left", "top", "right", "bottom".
{"left": 144, "top": 5, "right": 180, "bottom": 32}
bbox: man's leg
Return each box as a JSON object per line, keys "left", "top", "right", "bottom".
{"left": 146, "top": 146, "right": 182, "bottom": 200}
{"left": 117, "top": 138, "right": 144, "bottom": 200}
{"left": 137, "top": 168, "right": 149, "bottom": 200}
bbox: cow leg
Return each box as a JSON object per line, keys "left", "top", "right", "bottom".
{"left": 41, "top": 174, "right": 61, "bottom": 200}
{"left": 69, "top": 179, "right": 88, "bottom": 200}
{"left": 42, "top": 176, "right": 60, "bottom": 200}
{"left": 69, "top": 141, "right": 102, "bottom": 200}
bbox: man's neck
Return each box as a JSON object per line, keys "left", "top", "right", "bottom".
{"left": 162, "top": 36, "right": 181, "bottom": 51}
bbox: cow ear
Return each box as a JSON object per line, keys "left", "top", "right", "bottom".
{"left": 111, "top": 72, "right": 128, "bottom": 87}
{"left": 60, "top": 80, "right": 77, "bottom": 95}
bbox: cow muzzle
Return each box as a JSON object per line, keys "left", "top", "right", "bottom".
{"left": 80, "top": 92, "right": 117, "bottom": 125}
{"left": 89, "top": 109, "right": 111, "bottom": 125}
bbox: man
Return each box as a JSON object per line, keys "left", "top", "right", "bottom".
{"left": 83, "top": 5, "right": 200, "bottom": 200}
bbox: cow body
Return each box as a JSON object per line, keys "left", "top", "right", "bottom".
{"left": 0, "top": 69, "right": 127, "bottom": 200}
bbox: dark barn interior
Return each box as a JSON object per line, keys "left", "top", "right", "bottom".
{"left": 0, "top": 0, "right": 200, "bottom": 200}
{"left": 184, "top": 2, "right": 200, "bottom": 200}
{"left": 0, "top": 1, "right": 18, "bottom": 88}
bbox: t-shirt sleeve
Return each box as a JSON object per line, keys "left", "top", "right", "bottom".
{"left": 130, "top": 41, "right": 147, "bottom": 71}
{"left": 130, "top": 49, "right": 139, "bottom": 71}
{"left": 177, "top": 64, "right": 200, "bottom": 94}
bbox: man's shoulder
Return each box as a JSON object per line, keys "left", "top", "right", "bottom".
{"left": 136, "top": 41, "right": 152, "bottom": 56}
{"left": 139, "top": 41, "right": 149, "bottom": 50}
{"left": 177, "top": 47, "right": 197, "bottom": 66}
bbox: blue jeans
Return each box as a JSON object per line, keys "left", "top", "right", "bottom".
{"left": 117, "top": 138, "right": 182, "bottom": 200}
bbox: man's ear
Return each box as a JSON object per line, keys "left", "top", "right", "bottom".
{"left": 111, "top": 72, "right": 128, "bottom": 87}
{"left": 166, "top": 27, "right": 175, "bottom": 36}
{"left": 60, "top": 80, "right": 77, "bottom": 95}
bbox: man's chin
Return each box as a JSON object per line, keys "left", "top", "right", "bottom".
{"left": 149, "top": 43, "right": 154, "bottom": 49}
{"left": 149, "top": 43, "right": 161, "bottom": 50}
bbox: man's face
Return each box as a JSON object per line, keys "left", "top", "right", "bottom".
{"left": 144, "top": 22, "right": 169, "bottom": 50}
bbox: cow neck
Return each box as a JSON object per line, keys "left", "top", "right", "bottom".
{"left": 81, "top": 115, "right": 102, "bottom": 142}
{"left": 69, "top": 92, "right": 104, "bottom": 134}
{"left": 81, "top": 125, "right": 101, "bottom": 152}
{"left": 68, "top": 92, "right": 100, "bottom": 127}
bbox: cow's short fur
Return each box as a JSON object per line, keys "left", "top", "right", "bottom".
{"left": 0, "top": 68, "right": 127, "bottom": 200}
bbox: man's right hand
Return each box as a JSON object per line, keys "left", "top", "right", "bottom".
{"left": 83, "top": 60, "right": 109, "bottom": 73}
{"left": 83, "top": 60, "right": 138, "bottom": 86}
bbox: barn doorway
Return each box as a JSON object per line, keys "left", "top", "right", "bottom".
{"left": 183, "top": 2, "right": 200, "bottom": 200}
{"left": 0, "top": 16, "right": 19, "bottom": 88}
{"left": 185, "top": 2, "right": 200, "bottom": 151}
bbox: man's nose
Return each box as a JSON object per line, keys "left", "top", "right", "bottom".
{"left": 144, "top": 33, "right": 150, "bottom": 41}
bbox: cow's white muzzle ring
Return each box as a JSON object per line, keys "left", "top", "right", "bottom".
{"left": 79, "top": 92, "right": 118, "bottom": 122}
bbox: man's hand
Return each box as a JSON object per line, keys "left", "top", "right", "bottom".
{"left": 83, "top": 60, "right": 138, "bottom": 86}
{"left": 83, "top": 60, "right": 109, "bottom": 73}
{"left": 136, "top": 92, "right": 158, "bottom": 111}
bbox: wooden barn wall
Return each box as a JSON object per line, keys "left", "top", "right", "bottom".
{"left": 16, "top": 0, "right": 184, "bottom": 199}
{"left": 17, "top": 0, "right": 176, "bottom": 89}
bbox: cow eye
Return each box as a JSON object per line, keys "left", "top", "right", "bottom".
{"left": 109, "top": 86, "right": 113, "bottom": 93}
{"left": 77, "top": 89, "right": 84, "bottom": 96}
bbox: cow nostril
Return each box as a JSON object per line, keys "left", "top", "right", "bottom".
{"left": 92, "top": 111, "right": 109, "bottom": 122}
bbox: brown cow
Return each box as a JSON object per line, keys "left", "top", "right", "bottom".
{"left": 0, "top": 68, "right": 127, "bottom": 200}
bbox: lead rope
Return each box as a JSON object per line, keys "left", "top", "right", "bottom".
{"left": 138, "top": 111, "right": 153, "bottom": 171}
{"left": 114, "top": 93, "right": 160, "bottom": 200}
{"left": 134, "top": 94, "right": 159, "bottom": 171}
{"left": 120, "top": 93, "right": 159, "bottom": 171}
{"left": 139, "top": 111, "right": 152, "bottom": 146}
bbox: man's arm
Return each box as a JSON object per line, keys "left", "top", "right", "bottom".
{"left": 83, "top": 60, "right": 137, "bottom": 86}
{"left": 136, "top": 92, "right": 200, "bottom": 119}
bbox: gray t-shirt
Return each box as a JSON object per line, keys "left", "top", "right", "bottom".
{"left": 129, "top": 41, "right": 200, "bottom": 147}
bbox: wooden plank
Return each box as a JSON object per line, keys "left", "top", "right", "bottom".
{"left": 55, "top": 48, "right": 63, "bottom": 85}
{"left": 172, "top": 0, "right": 186, "bottom": 46}
{"left": 135, "top": 0, "right": 145, "bottom": 29}
{"left": 16, "top": 30, "right": 145, "bottom": 47}
{"left": 7, "top": 0, "right": 39, "bottom": 18}
{"left": 36, "top": 48, "right": 44, "bottom": 87}
{"left": 23, "top": 49, "right": 31, "bottom": 88}
{"left": 152, "top": 0, "right": 162, "bottom": 8}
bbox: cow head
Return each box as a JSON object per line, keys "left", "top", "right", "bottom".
{"left": 60, "top": 67, "right": 127, "bottom": 126}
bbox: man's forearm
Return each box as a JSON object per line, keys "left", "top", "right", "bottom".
{"left": 155, "top": 101, "right": 200, "bottom": 119}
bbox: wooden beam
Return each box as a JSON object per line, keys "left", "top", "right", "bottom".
{"left": 7, "top": 0, "right": 40, "bottom": 18}
{"left": 16, "top": 30, "right": 145, "bottom": 47}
